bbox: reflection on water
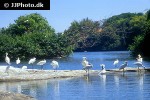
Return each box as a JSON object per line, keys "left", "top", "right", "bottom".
{"left": 0, "top": 72, "right": 150, "bottom": 100}
{"left": 99, "top": 74, "right": 106, "bottom": 87}
{"left": 114, "top": 75, "right": 119, "bottom": 87}
{"left": 0, "top": 51, "right": 150, "bottom": 100}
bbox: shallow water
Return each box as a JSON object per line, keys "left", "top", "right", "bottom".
{"left": 0, "top": 72, "right": 150, "bottom": 100}
{"left": 0, "top": 51, "right": 150, "bottom": 100}
{"left": 1, "top": 51, "right": 149, "bottom": 70}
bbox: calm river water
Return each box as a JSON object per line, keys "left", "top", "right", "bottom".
{"left": 0, "top": 51, "right": 150, "bottom": 100}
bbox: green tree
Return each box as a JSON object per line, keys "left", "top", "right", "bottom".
{"left": 64, "top": 18, "right": 101, "bottom": 51}
{"left": 129, "top": 10, "right": 150, "bottom": 57}
{"left": 0, "top": 13, "right": 74, "bottom": 60}
{"left": 102, "top": 13, "right": 144, "bottom": 50}
{"left": 4, "top": 13, "right": 55, "bottom": 36}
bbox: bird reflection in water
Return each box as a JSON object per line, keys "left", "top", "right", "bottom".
{"left": 137, "top": 72, "right": 144, "bottom": 90}
{"left": 83, "top": 75, "right": 92, "bottom": 84}
{"left": 54, "top": 80, "right": 60, "bottom": 97}
{"left": 99, "top": 74, "right": 106, "bottom": 87}
{"left": 50, "top": 79, "right": 60, "bottom": 100}
{"left": 114, "top": 74, "right": 120, "bottom": 87}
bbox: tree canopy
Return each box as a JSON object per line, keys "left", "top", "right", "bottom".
{"left": 129, "top": 10, "right": 150, "bottom": 57}
{"left": 0, "top": 13, "right": 74, "bottom": 60}
{"left": 64, "top": 12, "right": 146, "bottom": 52}
{"left": 1, "top": 13, "right": 55, "bottom": 36}
{"left": 0, "top": 10, "right": 150, "bottom": 60}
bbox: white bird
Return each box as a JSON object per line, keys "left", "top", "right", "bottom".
{"left": 119, "top": 61, "right": 128, "bottom": 72}
{"left": 16, "top": 57, "right": 21, "bottom": 67}
{"left": 37, "top": 59, "right": 46, "bottom": 70}
{"left": 51, "top": 60, "right": 59, "bottom": 71}
{"left": 5, "top": 52, "right": 10, "bottom": 73}
{"left": 99, "top": 64, "right": 106, "bottom": 74}
{"left": 113, "top": 59, "right": 119, "bottom": 67}
{"left": 16, "top": 57, "right": 20, "bottom": 64}
{"left": 28, "top": 57, "right": 36, "bottom": 69}
{"left": 22, "top": 66, "right": 27, "bottom": 69}
{"left": 136, "top": 54, "right": 143, "bottom": 62}
{"left": 5, "top": 52, "right": 10, "bottom": 65}
{"left": 82, "top": 57, "right": 93, "bottom": 75}
{"left": 134, "top": 62, "right": 145, "bottom": 70}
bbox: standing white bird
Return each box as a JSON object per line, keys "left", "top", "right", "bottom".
{"left": 28, "top": 57, "right": 36, "bottom": 69}
{"left": 119, "top": 61, "right": 128, "bottom": 72}
{"left": 99, "top": 64, "right": 106, "bottom": 74}
{"left": 16, "top": 57, "right": 21, "bottom": 67}
{"left": 134, "top": 62, "right": 145, "bottom": 70}
{"left": 5, "top": 52, "right": 10, "bottom": 73}
{"left": 82, "top": 57, "right": 93, "bottom": 75}
{"left": 113, "top": 59, "right": 119, "bottom": 67}
{"left": 51, "top": 60, "right": 59, "bottom": 71}
{"left": 5, "top": 52, "right": 10, "bottom": 65}
{"left": 37, "top": 59, "right": 46, "bottom": 70}
{"left": 136, "top": 54, "right": 143, "bottom": 63}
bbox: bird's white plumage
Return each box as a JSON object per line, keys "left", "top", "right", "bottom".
{"left": 82, "top": 57, "right": 93, "bottom": 70}
{"left": 119, "top": 61, "right": 128, "bottom": 70}
{"left": 22, "top": 66, "right": 27, "bottom": 69}
{"left": 113, "top": 59, "right": 119, "bottom": 65}
{"left": 82, "top": 57, "right": 93, "bottom": 75}
{"left": 82, "top": 57, "right": 89, "bottom": 68}
{"left": 51, "top": 60, "right": 59, "bottom": 70}
{"left": 37, "top": 59, "right": 46, "bottom": 65}
{"left": 28, "top": 57, "right": 36, "bottom": 64}
{"left": 5, "top": 52, "right": 10, "bottom": 65}
{"left": 134, "top": 62, "right": 145, "bottom": 68}
{"left": 136, "top": 54, "right": 143, "bottom": 62}
{"left": 99, "top": 64, "right": 106, "bottom": 74}
{"left": 16, "top": 57, "right": 20, "bottom": 64}
{"left": 137, "top": 57, "right": 143, "bottom": 63}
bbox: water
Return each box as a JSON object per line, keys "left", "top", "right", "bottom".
{"left": 0, "top": 51, "right": 150, "bottom": 100}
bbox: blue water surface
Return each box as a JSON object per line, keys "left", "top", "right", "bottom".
{"left": 0, "top": 51, "right": 150, "bottom": 100}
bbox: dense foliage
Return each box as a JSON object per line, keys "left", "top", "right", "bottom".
{"left": 129, "top": 10, "right": 150, "bottom": 57}
{"left": 1, "top": 10, "right": 150, "bottom": 59}
{"left": 64, "top": 13, "right": 146, "bottom": 51}
{"left": 0, "top": 13, "right": 74, "bottom": 60}
{"left": 64, "top": 18, "right": 102, "bottom": 51}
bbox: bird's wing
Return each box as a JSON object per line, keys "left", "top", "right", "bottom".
{"left": 5, "top": 57, "right": 10, "bottom": 64}
{"left": 119, "top": 64, "right": 125, "bottom": 69}
{"left": 134, "top": 62, "right": 142, "bottom": 65}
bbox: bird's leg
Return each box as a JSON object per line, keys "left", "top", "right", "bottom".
{"left": 85, "top": 70, "right": 87, "bottom": 75}
{"left": 88, "top": 69, "right": 89, "bottom": 76}
{"left": 56, "top": 67, "right": 57, "bottom": 72}
{"left": 32, "top": 64, "right": 33, "bottom": 69}
{"left": 138, "top": 66, "right": 140, "bottom": 72}
{"left": 87, "top": 69, "right": 89, "bottom": 76}
{"left": 54, "top": 68, "right": 56, "bottom": 72}
{"left": 41, "top": 65, "right": 43, "bottom": 70}
{"left": 5, "top": 64, "right": 10, "bottom": 75}
{"left": 122, "top": 68, "right": 125, "bottom": 75}
{"left": 123, "top": 68, "right": 125, "bottom": 73}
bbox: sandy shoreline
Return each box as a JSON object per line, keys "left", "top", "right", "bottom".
{"left": 0, "top": 66, "right": 148, "bottom": 82}
{"left": 0, "top": 66, "right": 99, "bottom": 82}
{"left": 0, "top": 66, "right": 148, "bottom": 100}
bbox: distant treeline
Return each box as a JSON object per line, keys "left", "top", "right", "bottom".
{"left": 0, "top": 10, "right": 150, "bottom": 60}
{"left": 64, "top": 10, "right": 150, "bottom": 57}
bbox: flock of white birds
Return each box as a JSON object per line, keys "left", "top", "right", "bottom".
{"left": 5, "top": 52, "right": 59, "bottom": 71}
{"left": 82, "top": 54, "right": 145, "bottom": 74}
{"left": 4, "top": 52, "right": 145, "bottom": 75}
